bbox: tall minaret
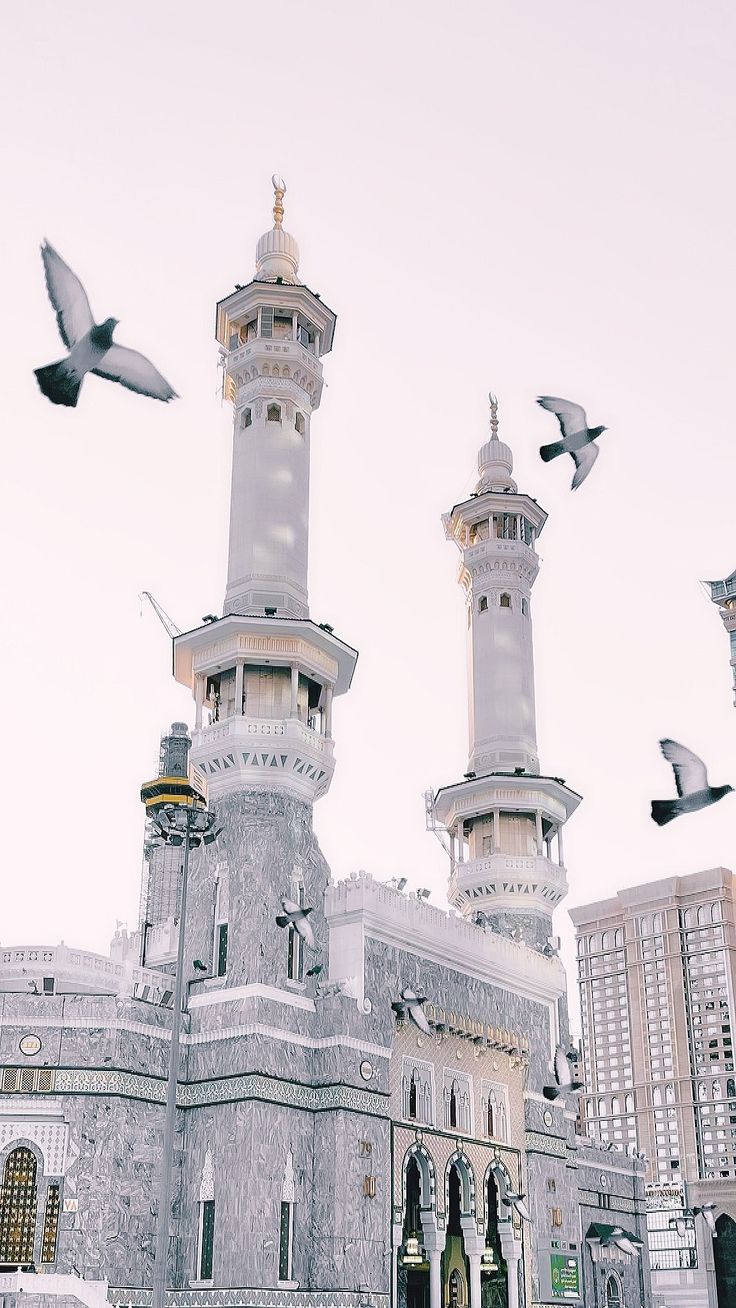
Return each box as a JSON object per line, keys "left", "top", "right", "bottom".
{"left": 703, "top": 570, "right": 736, "bottom": 707}
{"left": 433, "top": 397, "right": 581, "bottom": 951}
{"left": 173, "top": 178, "right": 357, "bottom": 804}
{"left": 167, "top": 180, "right": 357, "bottom": 993}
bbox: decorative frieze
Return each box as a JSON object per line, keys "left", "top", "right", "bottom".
{"left": 525, "top": 1130, "right": 567, "bottom": 1158}
{"left": 0, "top": 1066, "right": 389, "bottom": 1116}
{"left": 108, "top": 1291, "right": 389, "bottom": 1308}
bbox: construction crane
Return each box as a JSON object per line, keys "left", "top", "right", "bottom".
{"left": 139, "top": 591, "right": 182, "bottom": 639}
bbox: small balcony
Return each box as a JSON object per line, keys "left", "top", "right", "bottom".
{"left": 449, "top": 851, "right": 568, "bottom": 911}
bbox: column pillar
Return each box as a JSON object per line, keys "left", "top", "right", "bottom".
{"left": 290, "top": 663, "right": 299, "bottom": 718}
{"left": 427, "top": 1248, "right": 442, "bottom": 1308}
{"left": 557, "top": 823, "right": 565, "bottom": 866}
{"left": 498, "top": 1222, "right": 522, "bottom": 1308}
{"left": 492, "top": 808, "right": 500, "bottom": 853}
{"left": 391, "top": 1224, "right": 402, "bottom": 1308}
{"left": 194, "top": 675, "right": 204, "bottom": 730}
{"left": 535, "top": 810, "right": 543, "bottom": 855}
{"left": 234, "top": 660, "right": 244, "bottom": 716}
{"left": 467, "top": 1253, "right": 482, "bottom": 1308}
{"left": 456, "top": 823, "right": 465, "bottom": 863}
{"left": 324, "top": 684, "right": 334, "bottom": 739}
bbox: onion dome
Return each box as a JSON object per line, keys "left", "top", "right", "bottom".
{"left": 254, "top": 175, "right": 300, "bottom": 284}
{"left": 476, "top": 394, "right": 517, "bottom": 493}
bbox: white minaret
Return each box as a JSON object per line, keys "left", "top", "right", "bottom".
{"left": 703, "top": 570, "right": 736, "bottom": 706}
{"left": 172, "top": 179, "right": 356, "bottom": 802}
{"left": 433, "top": 397, "right": 581, "bottom": 950}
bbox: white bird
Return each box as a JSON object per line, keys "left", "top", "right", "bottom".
{"left": 693, "top": 1204, "right": 718, "bottom": 1237}
{"left": 492, "top": 1164, "right": 532, "bottom": 1222}
{"left": 543, "top": 1044, "right": 585, "bottom": 1101}
{"left": 651, "top": 739, "right": 733, "bottom": 826}
{"left": 275, "top": 897, "right": 316, "bottom": 950}
{"left": 537, "top": 396, "right": 607, "bottom": 490}
{"left": 34, "top": 241, "right": 177, "bottom": 407}
{"left": 391, "top": 987, "right": 431, "bottom": 1035}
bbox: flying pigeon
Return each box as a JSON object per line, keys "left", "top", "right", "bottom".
{"left": 693, "top": 1204, "right": 717, "bottom": 1237}
{"left": 603, "top": 1228, "right": 641, "bottom": 1258}
{"left": 537, "top": 396, "right": 607, "bottom": 490}
{"left": 275, "top": 898, "right": 316, "bottom": 949}
{"left": 391, "top": 987, "right": 431, "bottom": 1035}
{"left": 670, "top": 1217, "right": 689, "bottom": 1239}
{"left": 34, "top": 241, "right": 177, "bottom": 407}
{"left": 543, "top": 1044, "right": 585, "bottom": 1101}
{"left": 306, "top": 962, "right": 323, "bottom": 978}
{"left": 492, "top": 1165, "right": 532, "bottom": 1222}
{"left": 651, "top": 739, "right": 733, "bottom": 826}
{"left": 192, "top": 959, "right": 208, "bottom": 973}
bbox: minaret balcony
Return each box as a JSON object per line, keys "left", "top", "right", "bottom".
{"left": 448, "top": 852, "right": 569, "bottom": 913}
{"left": 191, "top": 712, "right": 336, "bottom": 803}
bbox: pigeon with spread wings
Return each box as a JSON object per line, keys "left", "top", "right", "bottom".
{"left": 491, "top": 1164, "right": 532, "bottom": 1222}
{"left": 391, "top": 987, "right": 431, "bottom": 1035}
{"left": 275, "top": 897, "right": 316, "bottom": 950}
{"left": 543, "top": 1044, "right": 585, "bottom": 1101}
{"left": 537, "top": 396, "right": 607, "bottom": 489}
{"left": 651, "top": 739, "right": 733, "bottom": 826}
{"left": 34, "top": 241, "right": 177, "bottom": 408}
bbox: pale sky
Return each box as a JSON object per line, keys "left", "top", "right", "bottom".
{"left": 2, "top": 1, "right": 734, "bottom": 1022}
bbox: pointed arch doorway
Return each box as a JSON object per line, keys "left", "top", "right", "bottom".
{"left": 0, "top": 1147, "right": 38, "bottom": 1270}
{"left": 714, "top": 1213, "right": 736, "bottom": 1307}
{"left": 481, "top": 1172, "right": 508, "bottom": 1308}
{"left": 443, "top": 1165, "right": 469, "bottom": 1307}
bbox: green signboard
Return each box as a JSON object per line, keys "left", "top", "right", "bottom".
{"left": 550, "top": 1253, "right": 580, "bottom": 1298}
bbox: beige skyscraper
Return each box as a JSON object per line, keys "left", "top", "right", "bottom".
{"left": 570, "top": 867, "right": 736, "bottom": 1308}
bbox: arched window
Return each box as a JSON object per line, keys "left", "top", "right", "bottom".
{"left": 602, "top": 930, "right": 614, "bottom": 950}
{"left": 666, "top": 1084, "right": 675, "bottom": 1105}
{"left": 499, "top": 593, "right": 511, "bottom": 609}
{"left": 267, "top": 403, "right": 281, "bottom": 422}
{"left": 653, "top": 1086, "right": 662, "bottom": 1106}
{"left": 521, "top": 598, "right": 529, "bottom": 617}
{"left": 712, "top": 902, "right": 722, "bottom": 923}
{"left": 0, "top": 1147, "right": 38, "bottom": 1267}
{"left": 625, "top": 1093, "right": 634, "bottom": 1113}
{"left": 479, "top": 596, "right": 488, "bottom": 613}
{"left": 727, "top": 1078, "right": 736, "bottom": 1100}
{"left": 615, "top": 928, "right": 624, "bottom": 947}
{"left": 605, "top": 1273, "right": 622, "bottom": 1307}
{"left": 295, "top": 412, "right": 305, "bottom": 435}
{"left": 241, "top": 407, "right": 252, "bottom": 428}
{"left": 713, "top": 1081, "right": 722, "bottom": 1101}
{"left": 449, "top": 1082, "right": 458, "bottom": 1129}
{"left": 698, "top": 1082, "right": 707, "bottom": 1100}
{"left": 403, "top": 1158, "right": 422, "bottom": 1241}
{"left": 653, "top": 912, "right": 662, "bottom": 933}
{"left": 611, "top": 1096, "right": 621, "bottom": 1115}
{"left": 598, "top": 1098, "right": 607, "bottom": 1116}
{"left": 409, "top": 1071, "right": 418, "bottom": 1121}
{"left": 487, "top": 1096, "right": 495, "bottom": 1137}
{"left": 697, "top": 905, "right": 708, "bottom": 926}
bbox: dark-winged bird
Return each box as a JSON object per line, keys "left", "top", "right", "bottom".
{"left": 537, "top": 396, "right": 607, "bottom": 489}
{"left": 543, "top": 1044, "right": 585, "bottom": 1101}
{"left": 491, "top": 1164, "right": 532, "bottom": 1222}
{"left": 651, "top": 739, "right": 733, "bottom": 826}
{"left": 34, "top": 241, "right": 177, "bottom": 407}
{"left": 275, "top": 897, "right": 316, "bottom": 950}
{"left": 391, "top": 987, "right": 431, "bottom": 1035}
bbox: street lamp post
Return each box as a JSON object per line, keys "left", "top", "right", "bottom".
{"left": 141, "top": 795, "right": 220, "bottom": 1308}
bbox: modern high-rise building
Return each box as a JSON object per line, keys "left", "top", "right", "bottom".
{"left": 0, "top": 181, "right": 649, "bottom": 1308}
{"left": 571, "top": 867, "right": 736, "bottom": 1308}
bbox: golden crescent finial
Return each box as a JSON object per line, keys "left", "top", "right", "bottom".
{"left": 271, "top": 174, "right": 286, "bottom": 228}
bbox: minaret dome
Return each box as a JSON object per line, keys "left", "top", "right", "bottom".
{"left": 254, "top": 175, "right": 300, "bottom": 284}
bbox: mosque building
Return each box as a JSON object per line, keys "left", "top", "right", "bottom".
{"left": 0, "top": 182, "right": 650, "bottom": 1308}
